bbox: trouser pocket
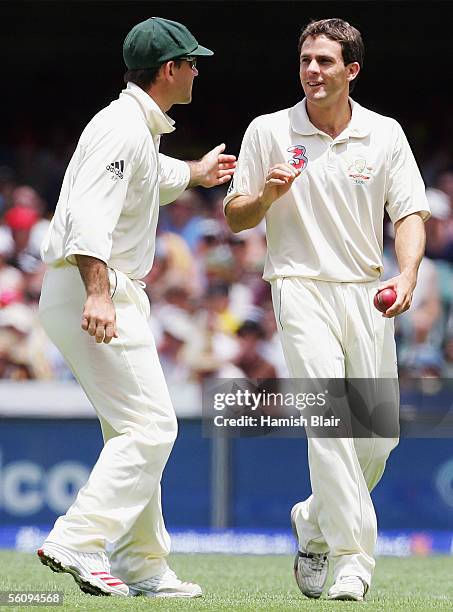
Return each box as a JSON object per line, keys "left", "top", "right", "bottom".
{"left": 277, "top": 277, "right": 285, "bottom": 330}
{"left": 107, "top": 267, "right": 118, "bottom": 299}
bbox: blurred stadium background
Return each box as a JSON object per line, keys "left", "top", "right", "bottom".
{"left": 1, "top": 0, "right": 453, "bottom": 562}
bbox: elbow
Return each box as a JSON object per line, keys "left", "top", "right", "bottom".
{"left": 226, "top": 217, "right": 250, "bottom": 234}
{"left": 225, "top": 204, "right": 244, "bottom": 233}
{"left": 226, "top": 216, "right": 243, "bottom": 234}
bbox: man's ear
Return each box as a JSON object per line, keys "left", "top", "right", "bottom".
{"left": 165, "top": 61, "right": 177, "bottom": 78}
{"left": 156, "top": 61, "right": 169, "bottom": 80}
{"left": 347, "top": 61, "right": 360, "bottom": 84}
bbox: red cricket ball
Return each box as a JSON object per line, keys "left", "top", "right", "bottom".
{"left": 374, "top": 288, "right": 397, "bottom": 313}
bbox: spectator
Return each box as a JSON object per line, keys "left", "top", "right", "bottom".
{"left": 424, "top": 188, "right": 452, "bottom": 260}
{"left": 159, "top": 189, "right": 205, "bottom": 251}
{"left": 156, "top": 307, "right": 196, "bottom": 385}
{"left": 0, "top": 227, "right": 24, "bottom": 298}
{"left": 384, "top": 230, "right": 442, "bottom": 372}
{"left": 202, "top": 282, "right": 240, "bottom": 335}
{"left": 233, "top": 318, "right": 277, "bottom": 379}
{"left": 3, "top": 205, "right": 39, "bottom": 263}
{"left": 144, "top": 232, "right": 200, "bottom": 303}
{"left": 0, "top": 301, "right": 53, "bottom": 379}
{"left": 0, "top": 166, "right": 17, "bottom": 214}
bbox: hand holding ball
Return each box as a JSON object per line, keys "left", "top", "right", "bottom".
{"left": 374, "top": 288, "right": 397, "bottom": 313}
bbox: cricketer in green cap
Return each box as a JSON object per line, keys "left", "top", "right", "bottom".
{"left": 124, "top": 16, "right": 213, "bottom": 70}
{"left": 36, "top": 10, "right": 236, "bottom": 603}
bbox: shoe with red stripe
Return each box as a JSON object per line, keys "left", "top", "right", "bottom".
{"left": 128, "top": 567, "right": 202, "bottom": 598}
{"left": 37, "top": 541, "right": 128, "bottom": 597}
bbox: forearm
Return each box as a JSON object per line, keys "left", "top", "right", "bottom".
{"left": 225, "top": 194, "right": 270, "bottom": 232}
{"left": 394, "top": 213, "right": 426, "bottom": 282}
{"left": 75, "top": 255, "right": 110, "bottom": 297}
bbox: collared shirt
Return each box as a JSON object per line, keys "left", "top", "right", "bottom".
{"left": 224, "top": 98, "right": 430, "bottom": 282}
{"left": 41, "top": 82, "right": 190, "bottom": 279}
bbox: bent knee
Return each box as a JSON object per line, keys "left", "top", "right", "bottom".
{"left": 145, "top": 413, "right": 178, "bottom": 446}
{"left": 355, "top": 436, "right": 399, "bottom": 467}
{"left": 124, "top": 412, "right": 178, "bottom": 448}
{"left": 374, "top": 436, "right": 399, "bottom": 462}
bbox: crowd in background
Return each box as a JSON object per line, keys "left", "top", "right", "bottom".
{"left": 1, "top": 140, "right": 453, "bottom": 389}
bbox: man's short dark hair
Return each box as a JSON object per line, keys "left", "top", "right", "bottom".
{"left": 298, "top": 18, "right": 364, "bottom": 91}
{"left": 123, "top": 59, "right": 183, "bottom": 89}
{"left": 123, "top": 67, "right": 161, "bottom": 89}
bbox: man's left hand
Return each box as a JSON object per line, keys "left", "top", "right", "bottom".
{"left": 189, "top": 143, "right": 236, "bottom": 188}
{"left": 378, "top": 271, "right": 417, "bottom": 318}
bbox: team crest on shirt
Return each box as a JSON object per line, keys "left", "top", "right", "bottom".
{"left": 287, "top": 145, "right": 308, "bottom": 171}
{"left": 347, "top": 157, "right": 373, "bottom": 185}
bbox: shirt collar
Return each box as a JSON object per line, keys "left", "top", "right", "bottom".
{"left": 120, "top": 82, "right": 176, "bottom": 136}
{"left": 290, "top": 97, "right": 371, "bottom": 139}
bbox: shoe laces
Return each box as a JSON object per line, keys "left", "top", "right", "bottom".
{"left": 137, "top": 568, "right": 180, "bottom": 589}
{"left": 307, "top": 554, "right": 328, "bottom": 573}
{"left": 336, "top": 575, "right": 364, "bottom": 588}
{"left": 99, "top": 551, "right": 110, "bottom": 570}
{"left": 160, "top": 569, "right": 194, "bottom": 587}
{"left": 80, "top": 550, "right": 110, "bottom": 573}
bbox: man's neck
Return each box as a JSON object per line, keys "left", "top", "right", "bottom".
{"left": 146, "top": 84, "right": 172, "bottom": 113}
{"left": 306, "top": 97, "right": 352, "bottom": 140}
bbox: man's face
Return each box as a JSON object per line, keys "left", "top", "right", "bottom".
{"left": 299, "top": 35, "right": 358, "bottom": 106}
{"left": 173, "top": 58, "right": 198, "bottom": 104}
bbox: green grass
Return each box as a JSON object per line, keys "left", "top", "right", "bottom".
{"left": 1, "top": 551, "right": 453, "bottom": 611}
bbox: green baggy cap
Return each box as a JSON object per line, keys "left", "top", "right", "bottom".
{"left": 123, "top": 16, "right": 214, "bottom": 69}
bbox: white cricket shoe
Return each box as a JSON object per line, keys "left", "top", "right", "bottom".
{"left": 127, "top": 567, "right": 202, "bottom": 598}
{"left": 290, "top": 503, "right": 329, "bottom": 598}
{"left": 37, "top": 541, "right": 128, "bottom": 597}
{"left": 327, "top": 575, "right": 368, "bottom": 601}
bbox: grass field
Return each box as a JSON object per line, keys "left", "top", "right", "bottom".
{"left": 1, "top": 551, "right": 453, "bottom": 611}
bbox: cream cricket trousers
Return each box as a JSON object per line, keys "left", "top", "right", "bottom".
{"left": 39, "top": 265, "right": 177, "bottom": 584}
{"left": 271, "top": 277, "right": 399, "bottom": 587}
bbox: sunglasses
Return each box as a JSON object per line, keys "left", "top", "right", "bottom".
{"left": 180, "top": 56, "right": 197, "bottom": 69}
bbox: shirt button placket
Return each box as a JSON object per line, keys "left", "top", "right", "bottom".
{"left": 327, "top": 142, "right": 336, "bottom": 171}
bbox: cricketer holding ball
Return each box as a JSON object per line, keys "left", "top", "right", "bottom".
{"left": 37, "top": 17, "right": 235, "bottom": 598}
{"left": 225, "top": 19, "right": 429, "bottom": 601}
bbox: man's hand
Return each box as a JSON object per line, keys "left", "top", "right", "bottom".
{"left": 81, "top": 294, "right": 118, "bottom": 343}
{"left": 378, "top": 271, "right": 416, "bottom": 318}
{"left": 225, "top": 162, "right": 301, "bottom": 233}
{"left": 259, "top": 163, "right": 301, "bottom": 209}
{"left": 380, "top": 212, "right": 426, "bottom": 318}
{"left": 188, "top": 143, "right": 236, "bottom": 188}
{"left": 75, "top": 255, "right": 118, "bottom": 344}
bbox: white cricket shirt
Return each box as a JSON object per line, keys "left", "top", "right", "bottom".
{"left": 41, "top": 82, "right": 190, "bottom": 279}
{"left": 224, "top": 98, "right": 430, "bottom": 282}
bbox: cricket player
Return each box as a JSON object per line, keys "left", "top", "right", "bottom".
{"left": 37, "top": 17, "right": 235, "bottom": 598}
{"left": 224, "top": 18, "right": 429, "bottom": 601}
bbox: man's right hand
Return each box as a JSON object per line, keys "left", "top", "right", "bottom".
{"left": 259, "top": 163, "right": 301, "bottom": 209}
{"left": 81, "top": 294, "right": 118, "bottom": 343}
{"left": 75, "top": 255, "right": 119, "bottom": 344}
{"left": 225, "top": 162, "right": 300, "bottom": 232}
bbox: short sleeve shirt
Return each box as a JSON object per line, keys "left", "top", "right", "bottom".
{"left": 224, "top": 99, "right": 430, "bottom": 282}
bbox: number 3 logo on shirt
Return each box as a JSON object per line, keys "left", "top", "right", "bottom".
{"left": 287, "top": 145, "right": 308, "bottom": 171}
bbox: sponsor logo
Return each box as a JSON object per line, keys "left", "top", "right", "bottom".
{"left": 106, "top": 160, "right": 125, "bottom": 180}
{"left": 0, "top": 451, "right": 89, "bottom": 516}
{"left": 347, "top": 157, "right": 373, "bottom": 184}
{"left": 287, "top": 145, "right": 308, "bottom": 171}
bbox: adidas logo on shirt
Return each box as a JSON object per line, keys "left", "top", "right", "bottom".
{"left": 106, "top": 160, "right": 124, "bottom": 180}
